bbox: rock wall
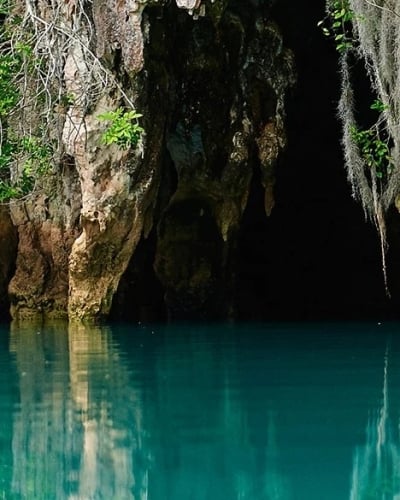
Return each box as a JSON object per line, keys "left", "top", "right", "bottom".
{"left": 8, "top": 165, "right": 81, "bottom": 319}
{"left": 3, "top": 0, "right": 294, "bottom": 321}
{"left": 0, "top": 208, "right": 17, "bottom": 320}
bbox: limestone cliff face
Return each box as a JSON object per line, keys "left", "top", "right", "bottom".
{"left": 4, "top": 0, "right": 294, "bottom": 321}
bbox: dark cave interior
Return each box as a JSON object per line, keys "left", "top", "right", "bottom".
{"left": 236, "top": 0, "right": 400, "bottom": 320}
{"left": 110, "top": 0, "right": 400, "bottom": 323}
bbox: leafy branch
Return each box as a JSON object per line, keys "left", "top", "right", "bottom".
{"left": 318, "top": 0, "right": 355, "bottom": 53}
{"left": 0, "top": 135, "right": 52, "bottom": 202}
{"left": 98, "top": 108, "right": 144, "bottom": 150}
{"left": 350, "top": 100, "right": 392, "bottom": 180}
{"left": 351, "top": 126, "right": 392, "bottom": 179}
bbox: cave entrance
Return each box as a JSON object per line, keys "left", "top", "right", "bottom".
{"left": 235, "top": 0, "right": 397, "bottom": 321}
{"left": 112, "top": 0, "right": 400, "bottom": 323}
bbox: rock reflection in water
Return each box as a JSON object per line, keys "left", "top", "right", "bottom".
{"left": 349, "top": 344, "right": 400, "bottom": 500}
{"left": 10, "top": 321, "right": 71, "bottom": 499}
{"left": 9, "top": 321, "right": 150, "bottom": 499}
{"left": 8, "top": 322, "right": 291, "bottom": 499}
{"left": 7, "top": 322, "right": 400, "bottom": 498}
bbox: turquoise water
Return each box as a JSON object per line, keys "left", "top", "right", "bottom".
{"left": 0, "top": 322, "right": 399, "bottom": 499}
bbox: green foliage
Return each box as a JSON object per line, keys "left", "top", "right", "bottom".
{"left": 370, "top": 99, "right": 388, "bottom": 112}
{"left": 59, "top": 92, "right": 75, "bottom": 106}
{"left": 0, "top": 8, "right": 53, "bottom": 202}
{"left": 0, "top": 44, "right": 34, "bottom": 116}
{"left": 19, "top": 136, "right": 52, "bottom": 175}
{"left": 98, "top": 108, "right": 144, "bottom": 150}
{"left": 350, "top": 126, "right": 392, "bottom": 179}
{"left": 0, "top": 54, "right": 22, "bottom": 116}
{"left": 350, "top": 100, "right": 392, "bottom": 180}
{"left": 318, "top": 0, "right": 355, "bottom": 53}
{"left": 0, "top": 0, "right": 10, "bottom": 15}
{"left": 0, "top": 135, "right": 52, "bottom": 202}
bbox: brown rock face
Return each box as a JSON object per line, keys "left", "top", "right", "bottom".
{"left": 4, "top": 0, "right": 294, "bottom": 321}
{"left": 9, "top": 178, "right": 81, "bottom": 319}
{"left": 0, "top": 208, "right": 17, "bottom": 320}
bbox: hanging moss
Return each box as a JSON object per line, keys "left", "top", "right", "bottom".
{"left": 325, "top": 0, "right": 400, "bottom": 294}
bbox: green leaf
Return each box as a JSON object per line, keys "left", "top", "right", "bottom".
{"left": 97, "top": 111, "right": 115, "bottom": 121}
{"left": 99, "top": 107, "right": 144, "bottom": 150}
{"left": 370, "top": 99, "right": 388, "bottom": 112}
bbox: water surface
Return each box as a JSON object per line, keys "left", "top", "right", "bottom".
{"left": 0, "top": 321, "right": 399, "bottom": 499}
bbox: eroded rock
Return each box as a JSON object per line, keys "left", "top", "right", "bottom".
{"left": 9, "top": 188, "right": 80, "bottom": 320}
{"left": 5, "top": 0, "right": 294, "bottom": 321}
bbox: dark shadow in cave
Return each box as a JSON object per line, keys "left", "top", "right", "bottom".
{"left": 155, "top": 198, "right": 226, "bottom": 321}
{"left": 235, "top": 0, "right": 400, "bottom": 321}
{"left": 109, "top": 228, "right": 167, "bottom": 323}
{"left": 112, "top": 0, "right": 400, "bottom": 323}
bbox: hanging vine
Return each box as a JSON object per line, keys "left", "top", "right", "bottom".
{"left": 0, "top": 0, "right": 143, "bottom": 202}
{"left": 323, "top": 0, "right": 400, "bottom": 295}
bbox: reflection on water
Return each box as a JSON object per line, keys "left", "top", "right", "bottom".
{"left": 350, "top": 344, "right": 400, "bottom": 500}
{"left": 67, "top": 323, "right": 150, "bottom": 500}
{"left": 9, "top": 322, "right": 150, "bottom": 499}
{"left": 1, "top": 322, "right": 400, "bottom": 499}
